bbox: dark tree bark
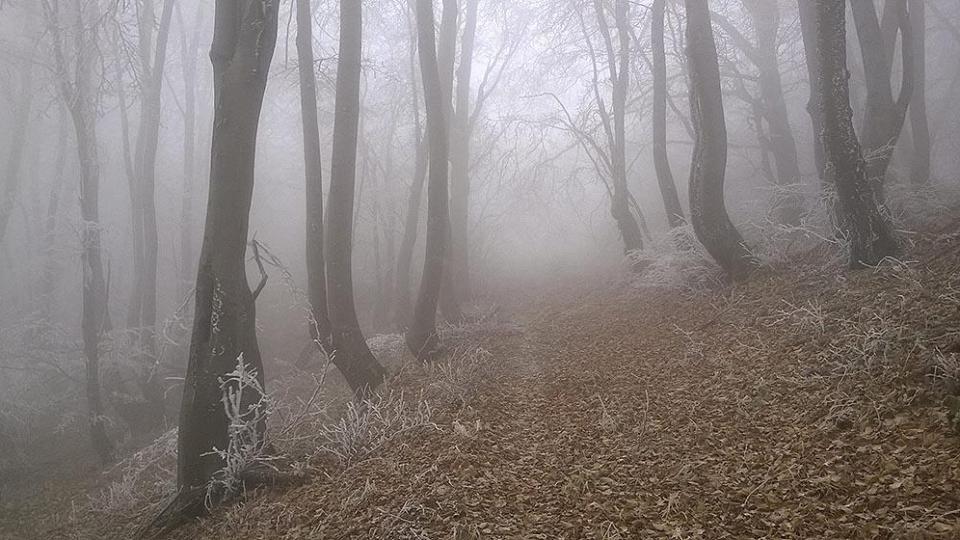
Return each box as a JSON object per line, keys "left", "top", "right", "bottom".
{"left": 177, "top": 0, "right": 279, "bottom": 494}
{"left": 297, "top": 0, "right": 332, "bottom": 348}
{"left": 45, "top": 0, "right": 115, "bottom": 464}
{"left": 907, "top": 0, "right": 929, "bottom": 186}
{"left": 816, "top": 0, "right": 900, "bottom": 268}
{"left": 798, "top": 0, "right": 826, "bottom": 182}
{"left": 325, "top": 0, "right": 388, "bottom": 391}
{"left": 684, "top": 0, "right": 757, "bottom": 280}
{"left": 448, "top": 0, "right": 479, "bottom": 303}
{"left": 850, "top": 0, "right": 913, "bottom": 187}
{"left": 651, "top": 0, "right": 684, "bottom": 228}
{"left": 408, "top": 0, "right": 451, "bottom": 360}
{"left": 395, "top": 3, "right": 428, "bottom": 331}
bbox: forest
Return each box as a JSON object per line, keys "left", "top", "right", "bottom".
{"left": 1, "top": 0, "right": 960, "bottom": 538}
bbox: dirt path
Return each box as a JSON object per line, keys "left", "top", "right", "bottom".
{"left": 162, "top": 240, "right": 960, "bottom": 539}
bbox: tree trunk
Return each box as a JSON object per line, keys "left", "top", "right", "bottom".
{"left": 325, "top": 0, "right": 388, "bottom": 392}
{"left": 0, "top": 47, "right": 35, "bottom": 247}
{"left": 177, "top": 0, "right": 279, "bottom": 494}
{"left": 178, "top": 3, "right": 204, "bottom": 300}
{"left": 448, "top": 0, "right": 478, "bottom": 304}
{"left": 684, "top": 0, "right": 756, "bottom": 280}
{"left": 816, "top": 0, "right": 900, "bottom": 269}
{"left": 850, "top": 0, "right": 913, "bottom": 188}
{"left": 798, "top": 0, "right": 826, "bottom": 182}
{"left": 907, "top": 0, "right": 929, "bottom": 186}
{"left": 437, "top": 0, "right": 464, "bottom": 322}
{"left": 408, "top": 0, "right": 451, "bottom": 360}
{"left": 297, "top": 0, "right": 332, "bottom": 348}
{"left": 651, "top": 0, "right": 684, "bottom": 228}
{"left": 40, "top": 113, "right": 70, "bottom": 322}
{"left": 395, "top": 4, "right": 428, "bottom": 331}
{"left": 744, "top": 0, "right": 804, "bottom": 225}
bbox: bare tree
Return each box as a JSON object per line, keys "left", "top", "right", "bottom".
{"left": 0, "top": 19, "right": 35, "bottom": 246}
{"left": 42, "top": 0, "right": 114, "bottom": 464}
{"left": 816, "top": 0, "right": 900, "bottom": 268}
{"left": 651, "top": 0, "right": 684, "bottom": 228}
{"left": 907, "top": 0, "right": 930, "bottom": 186}
{"left": 408, "top": 0, "right": 451, "bottom": 360}
{"left": 175, "top": 0, "right": 279, "bottom": 508}
{"left": 798, "top": 0, "right": 825, "bottom": 182}
{"left": 684, "top": 0, "right": 756, "bottom": 280}
{"left": 325, "top": 0, "right": 388, "bottom": 391}
{"left": 713, "top": 1, "right": 804, "bottom": 225}
{"left": 297, "top": 0, "right": 332, "bottom": 351}
{"left": 850, "top": 0, "right": 913, "bottom": 189}
{"left": 177, "top": 3, "right": 204, "bottom": 299}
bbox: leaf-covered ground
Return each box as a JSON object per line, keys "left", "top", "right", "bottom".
{"left": 8, "top": 223, "right": 960, "bottom": 539}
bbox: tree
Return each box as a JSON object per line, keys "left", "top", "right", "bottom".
{"left": 296, "top": 0, "right": 332, "bottom": 350}
{"left": 850, "top": 0, "right": 913, "bottom": 188}
{"left": 408, "top": 0, "right": 451, "bottom": 360}
{"left": 325, "top": 0, "right": 388, "bottom": 391}
{"left": 816, "top": 0, "right": 900, "bottom": 268}
{"left": 176, "top": 0, "right": 279, "bottom": 504}
{"left": 176, "top": 3, "right": 204, "bottom": 299}
{"left": 798, "top": 0, "right": 825, "bottom": 182}
{"left": 651, "top": 0, "right": 685, "bottom": 228}
{"left": 907, "top": 0, "right": 930, "bottom": 186}
{"left": 394, "top": 0, "right": 429, "bottom": 331}
{"left": 684, "top": 0, "right": 757, "bottom": 280}
{"left": 42, "top": 0, "right": 115, "bottom": 464}
{"left": 0, "top": 16, "right": 35, "bottom": 247}
{"left": 713, "top": 0, "right": 804, "bottom": 225}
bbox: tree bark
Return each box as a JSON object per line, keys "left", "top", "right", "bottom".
{"left": 325, "top": 0, "right": 388, "bottom": 392}
{"left": 907, "top": 0, "right": 929, "bottom": 186}
{"left": 177, "top": 0, "right": 279, "bottom": 493}
{"left": 395, "top": 3, "right": 428, "bottom": 331}
{"left": 448, "top": 0, "right": 478, "bottom": 304}
{"left": 850, "top": 0, "right": 913, "bottom": 188}
{"left": 408, "top": 0, "right": 451, "bottom": 360}
{"left": 684, "top": 0, "right": 757, "bottom": 280}
{"left": 798, "top": 0, "right": 826, "bottom": 182}
{"left": 651, "top": 0, "right": 684, "bottom": 228}
{"left": 816, "top": 0, "right": 900, "bottom": 269}
{"left": 297, "top": 0, "right": 332, "bottom": 348}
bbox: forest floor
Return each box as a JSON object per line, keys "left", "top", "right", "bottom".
{"left": 5, "top": 218, "right": 960, "bottom": 539}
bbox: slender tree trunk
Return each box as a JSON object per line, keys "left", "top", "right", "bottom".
{"left": 448, "top": 0, "right": 478, "bottom": 304}
{"left": 684, "top": 0, "right": 756, "bottom": 280}
{"left": 816, "top": 0, "right": 900, "bottom": 268}
{"left": 178, "top": 3, "right": 204, "bottom": 300}
{"left": 907, "top": 0, "right": 930, "bottom": 186}
{"left": 395, "top": 5, "right": 428, "bottom": 331}
{"left": 408, "top": 0, "right": 451, "bottom": 360}
{"left": 0, "top": 49, "right": 35, "bottom": 246}
{"left": 177, "top": 0, "right": 279, "bottom": 495}
{"left": 297, "top": 0, "right": 332, "bottom": 348}
{"left": 651, "top": 0, "right": 684, "bottom": 228}
{"left": 436, "top": 0, "right": 464, "bottom": 322}
{"left": 325, "top": 0, "right": 387, "bottom": 392}
{"left": 798, "top": 0, "right": 826, "bottom": 182}
{"left": 40, "top": 113, "right": 70, "bottom": 322}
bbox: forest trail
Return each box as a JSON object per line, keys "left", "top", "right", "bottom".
{"left": 160, "top": 225, "right": 960, "bottom": 540}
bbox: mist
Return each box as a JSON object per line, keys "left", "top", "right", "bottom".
{"left": 2, "top": 0, "right": 960, "bottom": 538}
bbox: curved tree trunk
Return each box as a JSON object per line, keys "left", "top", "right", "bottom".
{"left": 815, "top": 0, "right": 900, "bottom": 268}
{"left": 684, "top": 0, "right": 756, "bottom": 280}
{"left": 297, "top": 0, "right": 332, "bottom": 349}
{"left": 651, "top": 0, "right": 684, "bottom": 228}
{"left": 177, "top": 0, "right": 279, "bottom": 494}
{"left": 408, "top": 0, "right": 451, "bottom": 360}
{"left": 325, "top": 0, "right": 388, "bottom": 392}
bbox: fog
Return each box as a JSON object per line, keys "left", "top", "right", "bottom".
{"left": 2, "top": 0, "right": 960, "bottom": 537}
